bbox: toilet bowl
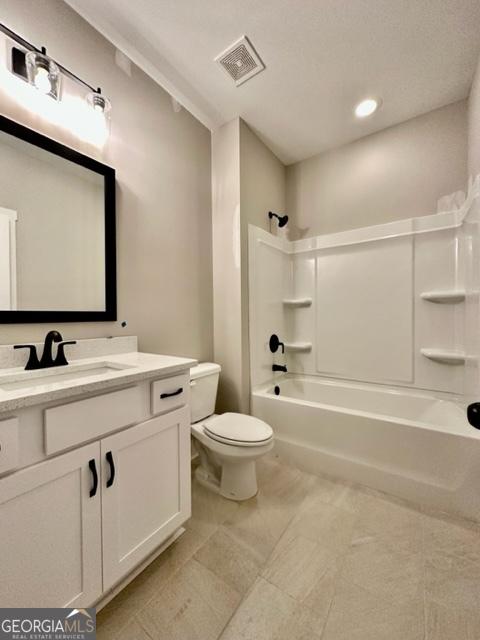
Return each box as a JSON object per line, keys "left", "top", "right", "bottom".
{"left": 190, "top": 363, "right": 274, "bottom": 501}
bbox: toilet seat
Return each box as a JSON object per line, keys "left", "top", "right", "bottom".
{"left": 203, "top": 412, "right": 273, "bottom": 448}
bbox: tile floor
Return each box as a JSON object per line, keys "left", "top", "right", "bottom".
{"left": 97, "top": 454, "right": 480, "bottom": 640}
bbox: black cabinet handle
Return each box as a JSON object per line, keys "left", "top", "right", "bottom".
{"left": 89, "top": 459, "right": 98, "bottom": 497}
{"left": 106, "top": 451, "right": 115, "bottom": 488}
{"left": 160, "top": 387, "right": 183, "bottom": 399}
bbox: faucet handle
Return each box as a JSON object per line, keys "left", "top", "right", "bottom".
{"left": 14, "top": 344, "right": 41, "bottom": 370}
{"left": 269, "top": 334, "right": 285, "bottom": 354}
{"left": 54, "top": 341, "right": 77, "bottom": 367}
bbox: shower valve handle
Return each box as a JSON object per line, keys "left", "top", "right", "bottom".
{"left": 269, "top": 334, "right": 285, "bottom": 354}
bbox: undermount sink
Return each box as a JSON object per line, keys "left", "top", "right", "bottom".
{"left": 0, "top": 361, "right": 134, "bottom": 391}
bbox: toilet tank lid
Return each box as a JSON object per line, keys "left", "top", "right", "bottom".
{"left": 190, "top": 362, "right": 221, "bottom": 380}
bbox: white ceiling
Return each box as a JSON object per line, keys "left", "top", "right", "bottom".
{"left": 66, "top": 0, "right": 480, "bottom": 164}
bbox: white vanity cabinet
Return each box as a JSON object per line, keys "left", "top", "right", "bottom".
{"left": 0, "top": 368, "right": 192, "bottom": 608}
{"left": 0, "top": 441, "right": 102, "bottom": 607}
{"left": 101, "top": 406, "right": 191, "bottom": 590}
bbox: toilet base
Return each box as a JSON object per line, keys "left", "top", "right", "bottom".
{"left": 220, "top": 460, "right": 258, "bottom": 501}
{"left": 194, "top": 456, "right": 258, "bottom": 501}
{"left": 191, "top": 420, "right": 274, "bottom": 502}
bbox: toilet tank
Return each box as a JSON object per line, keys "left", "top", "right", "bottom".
{"left": 190, "top": 362, "right": 221, "bottom": 423}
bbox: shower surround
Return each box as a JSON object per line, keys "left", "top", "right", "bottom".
{"left": 249, "top": 182, "right": 480, "bottom": 521}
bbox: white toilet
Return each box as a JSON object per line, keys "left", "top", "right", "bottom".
{"left": 190, "top": 362, "right": 274, "bottom": 501}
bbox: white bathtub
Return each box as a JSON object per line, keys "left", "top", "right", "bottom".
{"left": 251, "top": 375, "right": 480, "bottom": 521}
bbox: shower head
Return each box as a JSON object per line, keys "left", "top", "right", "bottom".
{"left": 268, "top": 211, "right": 289, "bottom": 227}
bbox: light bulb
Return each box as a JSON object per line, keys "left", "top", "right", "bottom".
{"left": 86, "top": 91, "right": 111, "bottom": 116}
{"left": 25, "top": 51, "right": 61, "bottom": 100}
{"left": 354, "top": 98, "right": 379, "bottom": 118}
{"left": 34, "top": 67, "right": 52, "bottom": 94}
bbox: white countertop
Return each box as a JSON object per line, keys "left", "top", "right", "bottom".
{"left": 0, "top": 351, "right": 197, "bottom": 413}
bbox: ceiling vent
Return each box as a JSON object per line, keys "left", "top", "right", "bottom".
{"left": 215, "top": 36, "right": 265, "bottom": 86}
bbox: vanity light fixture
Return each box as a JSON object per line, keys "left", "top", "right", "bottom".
{"left": 86, "top": 88, "right": 111, "bottom": 115}
{"left": 0, "top": 21, "right": 112, "bottom": 138}
{"left": 25, "top": 48, "right": 61, "bottom": 99}
{"left": 354, "top": 98, "right": 380, "bottom": 118}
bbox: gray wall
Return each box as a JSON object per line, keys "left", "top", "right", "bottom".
{"left": 212, "top": 119, "right": 242, "bottom": 412}
{"left": 0, "top": 0, "right": 213, "bottom": 361}
{"left": 239, "top": 120, "right": 286, "bottom": 410}
{"left": 212, "top": 118, "right": 285, "bottom": 413}
{"left": 469, "top": 52, "right": 480, "bottom": 178}
{"left": 286, "top": 101, "right": 468, "bottom": 237}
{"left": 240, "top": 121, "right": 286, "bottom": 234}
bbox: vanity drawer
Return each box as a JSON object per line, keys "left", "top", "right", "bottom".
{"left": 44, "top": 386, "right": 144, "bottom": 455}
{"left": 151, "top": 373, "right": 189, "bottom": 415}
{"left": 0, "top": 418, "right": 19, "bottom": 475}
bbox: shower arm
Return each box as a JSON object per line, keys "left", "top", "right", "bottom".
{"left": 268, "top": 211, "right": 289, "bottom": 227}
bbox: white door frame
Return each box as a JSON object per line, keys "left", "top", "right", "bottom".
{"left": 0, "top": 207, "right": 17, "bottom": 310}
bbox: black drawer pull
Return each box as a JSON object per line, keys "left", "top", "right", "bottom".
{"left": 89, "top": 458, "right": 98, "bottom": 497}
{"left": 160, "top": 387, "right": 183, "bottom": 399}
{"left": 106, "top": 451, "right": 115, "bottom": 488}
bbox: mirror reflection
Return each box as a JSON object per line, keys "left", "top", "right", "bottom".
{"left": 0, "top": 127, "right": 106, "bottom": 312}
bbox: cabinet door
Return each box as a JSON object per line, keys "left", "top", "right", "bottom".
{"left": 0, "top": 442, "right": 102, "bottom": 607}
{"left": 101, "top": 406, "right": 191, "bottom": 590}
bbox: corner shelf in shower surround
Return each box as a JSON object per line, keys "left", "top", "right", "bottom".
{"left": 420, "top": 290, "right": 466, "bottom": 304}
{"left": 284, "top": 342, "right": 312, "bottom": 353}
{"left": 282, "top": 298, "right": 313, "bottom": 308}
{"left": 420, "top": 349, "right": 466, "bottom": 365}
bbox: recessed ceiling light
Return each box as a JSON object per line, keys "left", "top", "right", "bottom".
{"left": 355, "top": 98, "right": 379, "bottom": 118}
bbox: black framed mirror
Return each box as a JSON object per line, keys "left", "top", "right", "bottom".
{"left": 0, "top": 114, "right": 116, "bottom": 323}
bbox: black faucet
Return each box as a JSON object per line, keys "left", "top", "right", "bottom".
{"left": 39, "top": 331, "right": 64, "bottom": 368}
{"left": 272, "top": 364, "right": 287, "bottom": 373}
{"left": 14, "top": 331, "right": 77, "bottom": 370}
{"left": 13, "top": 344, "right": 41, "bottom": 370}
{"left": 54, "top": 340, "right": 78, "bottom": 366}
